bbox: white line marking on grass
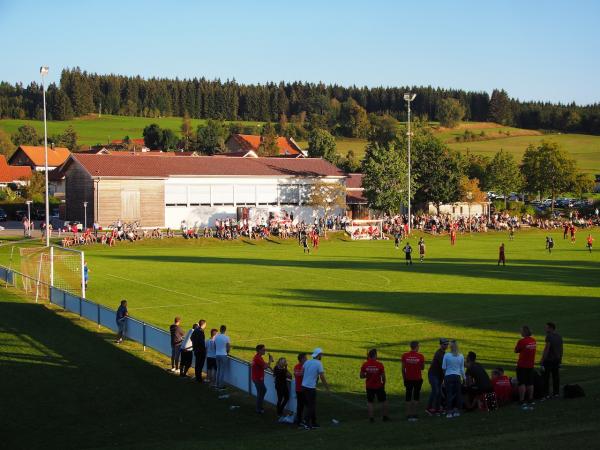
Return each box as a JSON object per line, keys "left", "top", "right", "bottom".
{"left": 106, "top": 273, "right": 219, "bottom": 304}
{"left": 129, "top": 303, "right": 213, "bottom": 311}
{"left": 235, "top": 311, "right": 526, "bottom": 343}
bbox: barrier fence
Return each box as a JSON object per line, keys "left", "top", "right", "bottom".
{"left": 1, "top": 265, "right": 296, "bottom": 413}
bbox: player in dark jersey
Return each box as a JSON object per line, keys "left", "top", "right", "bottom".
{"left": 418, "top": 237, "right": 426, "bottom": 262}
{"left": 403, "top": 242, "right": 413, "bottom": 266}
{"left": 498, "top": 243, "right": 506, "bottom": 266}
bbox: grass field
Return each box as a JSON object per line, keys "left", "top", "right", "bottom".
{"left": 2, "top": 229, "right": 600, "bottom": 448}
{"left": 0, "top": 114, "right": 262, "bottom": 147}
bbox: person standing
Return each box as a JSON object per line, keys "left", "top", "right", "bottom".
{"left": 301, "top": 348, "right": 330, "bottom": 429}
{"left": 450, "top": 228, "right": 457, "bottom": 246}
{"left": 214, "top": 325, "right": 231, "bottom": 389}
{"left": 418, "top": 237, "right": 426, "bottom": 262}
{"left": 360, "top": 348, "right": 389, "bottom": 423}
{"left": 205, "top": 328, "right": 218, "bottom": 386}
{"left": 442, "top": 340, "right": 465, "bottom": 418}
{"left": 426, "top": 338, "right": 449, "bottom": 416}
{"left": 191, "top": 319, "right": 207, "bottom": 382}
{"left": 273, "top": 357, "right": 292, "bottom": 420}
{"left": 251, "top": 344, "right": 274, "bottom": 414}
{"left": 587, "top": 234, "right": 594, "bottom": 253}
{"left": 498, "top": 243, "right": 506, "bottom": 266}
{"left": 540, "top": 322, "right": 563, "bottom": 400}
{"left": 169, "top": 317, "right": 185, "bottom": 373}
{"left": 83, "top": 261, "right": 89, "bottom": 289}
{"left": 403, "top": 242, "right": 413, "bottom": 266}
{"left": 293, "top": 353, "right": 307, "bottom": 426}
{"left": 179, "top": 323, "right": 197, "bottom": 377}
{"left": 515, "top": 325, "right": 537, "bottom": 410}
{"left": 401, "top": 341, "right": 425, "bottom": 421}
{"left": 115, "top": 299, "right": 128, "bottom": 344}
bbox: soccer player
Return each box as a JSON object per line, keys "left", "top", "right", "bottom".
{"left": 302, "top": 233, "right": 310, "bottom": 254}
{"left": 498, "top": 243, "right": 506, "bottom": 266}
{"left": 545, "top": 236, "right": 554, "bottom": 254}
{"left": 570, "top": 224, "right": 576, "bottom": 243}
{"left": 403, "top": 242, "right": 413, "bottom": 266}
{"left": 418, "top": 237, "right": 426, "bottom": 262}
{"left": 491, "top": 367, "right": 512, "bottom": 406}
{"left": 401, "top": 341, "right": 425, "bottom": 421}
{"left": 394, "top": 232, "right": 400, "bottom": 249}
{"left": 83, "top": 261, "right": 89, "bottom": 288}
{"left": 301, "top": 348, "right": 329, "bottom": 429}
{"left": 450, "top": 228, "right": 457, "bottom": 246}
{"left": 515, "top": 325, "right": 537, "bottom": 410}
{"left": 563, "top": 223, "right": 569, "bottom": 240}
{"left": 251, "top": 344, "right": 273, "bottom": 414}
{"left": 313, "top": 231, "right": 320, "bottom": 250}
{"left": 540, "top": 322, "right": 563, "bottom": 400}
{"left": 294, "top": 353, "right": 307, "bottom": 427}
{"left": 360, "top": 349, "right": 389, "bottom": 423}
{"left": 587, "top": 234, "right": 594, "bottom": 253}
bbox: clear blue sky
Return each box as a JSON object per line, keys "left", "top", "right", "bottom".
{"left": 1, "top": 0, "right": 598, "bottom": 105}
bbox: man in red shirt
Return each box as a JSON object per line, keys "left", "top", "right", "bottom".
{"left": 293, "top": 353, "right": 307, "bottom": 426}
{"left": 515, "top": 325, "right": 537, "bottom": 410}
{"left": 251, "top": 344, "right": 273, "bottom": 414}
{"left": 360, "top": 348, "right": 389, "bottom": 423}
{"left": 401, "top": 341, "right": 425, "bottom": 421}
{"left": 491, "top": 367, "right": 513, "bottom": 406}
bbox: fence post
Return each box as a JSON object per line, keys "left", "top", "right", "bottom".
{"left": 142, "top": 323, "right": 146, "bottom": 351}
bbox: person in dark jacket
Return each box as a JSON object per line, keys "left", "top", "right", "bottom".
{"left": 191, "top": 319, "right": 207, "bottom": 382}
{"left": 540, "top": 322, "right": 563, "bottom": 399}
{"left": 426, "top": 338, "right": 449, "bottom": 415}
{"left": 273, "top": 357, "right": 292, "bottom": 420}
{"left": 169, "top": 316, "right": 185, "bottom": 372}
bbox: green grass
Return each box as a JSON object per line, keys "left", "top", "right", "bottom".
{"left": 2, "top": 229, "right": 600, "bottom": 448}
{"left": 0, "top": 114, "right": 263, "bottom": 147}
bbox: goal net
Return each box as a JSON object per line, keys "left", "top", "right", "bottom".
{"left": 345, "top": 219, "right": 384, "bottom": 240}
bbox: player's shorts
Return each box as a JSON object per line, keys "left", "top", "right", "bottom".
{"left": 516, "top": 367, "right": 534, "bottom": 386}
{"left": 206, "top": 357, "right": 217, "bottom": 370}
{"left": 366, "top": 387, "right": 387, "bottom": 403}
{"left": 404, "top": 379, "right": 423, "bottom": 401}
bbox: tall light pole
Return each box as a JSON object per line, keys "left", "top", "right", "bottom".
{"left": 83, "top": 201, "right": 88, "bottom": 230}
{"left": 40, "top": 66, "right": 50, "bottom": 247}
{"left": 26, "top": 200, "right": 32, "bottom": 237}
{"left": 404, "top": 93, "right": 416, "bottom": 234}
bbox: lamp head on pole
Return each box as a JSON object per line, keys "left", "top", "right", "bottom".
{"left": 83, "top": 202, "right": 88, "bottom": 207}
{"left": 403, "top": 93, "right": 416, "bottom": 102}
{"left": 40, "top": 66, "right": 49, "bottom": 77}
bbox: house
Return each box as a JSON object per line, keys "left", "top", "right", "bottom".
{"left": 0, "top": 155, "right": 32, "bottom": 188}
{"left": 9, "top": 145, "right": 71, "bottom": 171}
{"left": 427, "top": 201, "right": 490, "bottom": 218}
{"left": 345, "top": 173, "right": 369, "bottom": 219}
{"left": 63, "top": 154, "right": 346, "bottom": 228}
{"left": 225, "top": 134, "right": 306, "bottom": 157}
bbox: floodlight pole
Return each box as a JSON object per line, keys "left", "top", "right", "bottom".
{"left": 404, "top": 93, "right": 416, "bottom": 235}
{"left": 41, "top": 66, "right": 50, "bottom": 247}
{"left": 26, "top": 200, "right": 32, "bottom": 237}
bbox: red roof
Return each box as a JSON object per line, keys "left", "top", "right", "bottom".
{"left": 228, "top": 134, "right": 303, "bottom": 156}
{"left": 69, "top": 154, "right": 345, "bottom": 178}
{"left": 346, "top": 173, "right": 363, "bottom": 189}
{"left": 0, "top": 156, "right": 32, "bottom": 182}
{"left": 11, "top": 146, "right": 71, "bottom": 167}
{"left": 111, "top": 138, "right": 145, "bottom": 145}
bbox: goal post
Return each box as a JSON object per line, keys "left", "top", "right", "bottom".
{"left": 345, "top": 219, "right": 384, "bottom": 240}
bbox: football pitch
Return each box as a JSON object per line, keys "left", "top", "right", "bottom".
{"left": 81, "top": 229, "right": 600, "bottom": 396}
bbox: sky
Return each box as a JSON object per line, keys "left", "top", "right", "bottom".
{"left": 0, "top": 0, "right": 598, "bottom": 105}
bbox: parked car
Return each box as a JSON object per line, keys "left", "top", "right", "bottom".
{"left": 0, "top": 208, "right": 7, "bottom": 221}
{"left": 14, "top": 210, "right": 27, "bottom": 221}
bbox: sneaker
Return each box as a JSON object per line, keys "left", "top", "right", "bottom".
{"left": 446, "top": 413, "right": 453, "bottom": 419}
{"left": 527, "top": 403, "right": 535, "bottom": 410}
{"left": 425, "top": 408, "right": 436, "bottom": 416}
{"left": 452, "top": 411, "right": 460, "bottom": 418}
{"left": 520, "top": 403, "right": 529, "bottom": 410}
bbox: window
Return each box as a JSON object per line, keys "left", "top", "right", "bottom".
{"left": 165, "top": 185, "right": 187, "bottom": 204}
{"left": 188, "top": 185, "right": 211, "bottom": 204}
{"left": 256, "top": 185, "right": 278, "bottom": 204}
{"left": 211, "top": 185, "right": 234, "bottom": 204}
{"left": 235, "top": 184, "right": 255, "bottom": 204}
{"left": 121, "top": 190, "right": 140, "bottom": 219}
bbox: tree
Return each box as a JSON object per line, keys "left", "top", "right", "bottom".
{"left": 51, "top": 89, "right": 74, "bottom": 120}
{"left": 465, "top": 153, "right": 490, "bottom": 189}
{"left": 257, "top": 122, "right": 279, "bottom": 156}
{"left": 55, "top": 125, "right": 78, "bottom": 151}
{"left": 486, "top": 149, "right": 523, "bottom": 208}
{"left": 12, "top": 125, "right": 40, "bottom": 146}
{"left": 521, "top": 141, "right": 577, "bottom": 211}
{"left": 196, "top": 120, "right": 228, "bottom": 154}
{"left": 573, "top": 172, "right": 595, "bottom": 198}
{"left": 161, "top": 129, "right": 179, "bottom": 151}
{"left": 307, "top": 128, "right": 337, "bottom": 163}
{"left": 437, "top": 98, "right": 465, "bottom": 128}
{"left": 24, "top": 171, "right": 45, "bottom": 200}
{"left": 339, "top": 98, "right": 369, "bottom": 138}
{"left": 0, "top": 129, "right": 15, "bottom": 157}
{"left": 488, "top": 89, "right": 512, "bottom": 125}
{"left": 339, "top": 149, "right": 361, "bottom": 173}
{"left": 142, "top": 123, "right": 163, "bottom": 150}
{"left": 180, "top": 112, "right": 194, "bottom": 150}
{"left": 362, "top": 141, "right": 410, "bottom": 214}
{"left": 309, "top": 181, "right": 346, "bottom": 238}
{"left": 368, "top": 114, "right": 399, "bottom": 147}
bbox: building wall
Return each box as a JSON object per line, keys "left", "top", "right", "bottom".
{"left": 428, "top": 202, "right": 489, "bottom": 218}
{"left": 225, "top": 137, "right": 247, "bottom": 153}
{"left": 65, "top": 162, "right": 94, "bottom": 225}
{"left": 96, "top": 179, "right": 165, "bottom": 227}
{"left": 9, "top": 150, "right": 33, "bottom": 168}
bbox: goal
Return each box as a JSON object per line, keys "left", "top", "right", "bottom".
{"left": 345, "top": 219, "right": 384, "bottom": 240}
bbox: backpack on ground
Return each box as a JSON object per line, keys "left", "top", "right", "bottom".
{"left": 563, "top": 384, "right": 585, "bottom": 399}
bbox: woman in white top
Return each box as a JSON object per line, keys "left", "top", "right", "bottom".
{"left": 442, "top": 340, "right": 465, "bottom": 418}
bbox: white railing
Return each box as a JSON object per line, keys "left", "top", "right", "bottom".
{"left": 0, "top": 265, "right": 296, "bottom": 412}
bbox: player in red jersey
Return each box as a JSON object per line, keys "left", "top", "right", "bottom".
{"left": 360, "top": 349, "right": 389, "bottom": 423}
{"left": 491, "top": 367, "right": 513, "bottom": 406}
{"left": 313, "top": 231, "right": 320, "bottom": 250}
{"left": 401, "top": 341, "right": 425, "bottom": 421}
{"left": 450, "top": 228, "right": 457, "bottom": 246}
{"left": 586, "top": 234, "right": 594, "bottom": 253}
{"left": 498, "top": 243, "right": 506, "bottom": 266}
{"left": 293, "top": 353, "right": 307, "bottom": 426}
{"left": 570, "top": 224, "right": 576, "bottom": 243}
{"left": 515, "top": 325, "right": 537, "bottom": 410}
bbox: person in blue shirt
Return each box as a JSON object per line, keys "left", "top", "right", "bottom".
{"left": 115, "top": 299, "right": 128, "bottom": 343}
{"left": 83, "top": 261, "right": 89, "bottom": 288}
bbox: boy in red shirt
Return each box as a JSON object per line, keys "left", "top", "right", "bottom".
{"left": 491, "top": 367, "right": 512, "bottom": 406}
{"left": 251, "top": 344, "right": 273, "bottom": 414}
{"left": 515, "top": 325, "right": 536, "bottom": 410}
{"left": 360, "top": 348, "right": 389, "bottom": 423}
{"left": 401, "top": 341, "right": 425, "bottom": 421}
{"left": 293, "top": 353, "right": 307, "bottom": 426}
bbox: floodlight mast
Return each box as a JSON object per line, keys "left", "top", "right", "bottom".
{"left": 404, "top": 93, "right": 416, "bottom": 234}
{"left": 40, "top": 66, "right": 50, "bottom": 247}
